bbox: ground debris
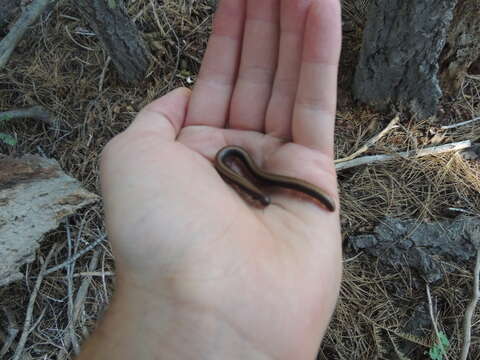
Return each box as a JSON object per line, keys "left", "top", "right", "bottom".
{"left": 349, "top": 216, "right": 480, "bottom": 283}
{"left": 0, "top": 154, "right": 98, "bottom": 286}
{"left": 460, "top": 143, "right": 480, "bottom": 161}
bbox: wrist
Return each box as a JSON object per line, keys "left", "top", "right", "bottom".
{"left": 78, "top": 274, "right": 274, "bottom": 360}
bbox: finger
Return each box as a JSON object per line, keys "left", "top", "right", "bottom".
{"left": 185, "top": 0, "right": 246, "bottom": 128}
{"left": 265, "top": 0, "right": 312, "bottom": 139}
{"left": 292, "top": 0, "right": 341, "bottom": 156}
{"left": 229, "top": 0, "right": 281, "bottom": 132}
{"left": 128, "top": 87, "right": 191, "bottom": 140}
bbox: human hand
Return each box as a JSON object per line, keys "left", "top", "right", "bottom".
{"left": 94, "top": 1, "right": 342, "bottom": 359}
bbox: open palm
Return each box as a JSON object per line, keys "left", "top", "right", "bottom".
{"left": 100, "top": 0, "right": 342, "bottom": 358}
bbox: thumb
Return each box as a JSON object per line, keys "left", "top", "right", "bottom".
{"left": 128, "top": 87, "right": 192, "bottom": 140}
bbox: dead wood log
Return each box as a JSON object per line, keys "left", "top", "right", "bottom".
{"left": 77, "top": 0, "right": 152, "bottom": 83}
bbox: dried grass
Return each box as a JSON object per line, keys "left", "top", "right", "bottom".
{"left": 0, "top": 0, "right": 479, "bottom": 359}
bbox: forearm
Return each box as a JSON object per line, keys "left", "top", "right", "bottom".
{"left": 76, "top": 279, "right": 273, "bottom": 360}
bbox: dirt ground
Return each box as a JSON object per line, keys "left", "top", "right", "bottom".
{"left": 1, "top": 0, "right": 479, "bottom": 359}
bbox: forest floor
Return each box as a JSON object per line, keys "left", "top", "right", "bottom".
{"left": 1, "top": 0, "right": 480, "bottom": 359}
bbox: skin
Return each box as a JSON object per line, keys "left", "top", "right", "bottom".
{"left": 77, "top": 0, "right": 343, "bottom": 359}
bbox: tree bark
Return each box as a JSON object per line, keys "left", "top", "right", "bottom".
{"left": 0, "top": 155, "right": 98, "bottom": 287}
{"left": 440, "top": 0, "right": 480, "bottom": 94}
{"left": 353, "top": 0, "right": 458, "bottom": 119}
{"left": 0, "top": 0, "right": 21, "bottom": 29}
{"left": 77, "top": 0, "right": 151, "bottom": 83}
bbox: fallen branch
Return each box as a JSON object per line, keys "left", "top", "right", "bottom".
{"left": 0, "top": 0, "right": 53, "bottom": 69}
{"left": 335, "top": 115, "right": 400, "bottom": 163}
{"left": 336, "top": 140, "right": 472, "bottom": 171}
{"left": 461, "top": 248, "right": 480, "bottom": 360}
{"left": 441, "top": 116, "right": 480, "bottom": 130}
{"left": 0, "top": 106, "right": 55, "bottom": 125}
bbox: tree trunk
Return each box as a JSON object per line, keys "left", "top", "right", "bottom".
{"left": 353, "top": 0, "right": 458, "bottom": 119}
{"left": 440, "top": 0, "right": 480, "bottom": 94}
{"left": 0, "top": 0, "right": 21, "bottom": 29}
{"left": 77, "top": 0, "right": 151, "bottom": 83}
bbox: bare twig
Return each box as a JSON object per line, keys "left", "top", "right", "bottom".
{"left": 64, "top": 24, "right": 95, "bottom": 51}
{"left": 12, "top": 244, "right": 57, "bottom": 360}
{"left": 426, "top": 285, "right": 449, "bottom": 360}
{"left": 100, "top": 250, "right": 109, "bottom": 299}
{"left": 66, "top": 224, "right": 80, "bottom": 355}
{"left": 441, "top": 116, "right": 480, "bottom": 130}
{"left": 0, "top": 307, "right": 19, "bottom": 357}
{"left": 461, "top": 248, "right": 480, "bottom": 360}
{"left": 73, "top": 250, "right": 101, "bottom": 321}
{"left": 336, "top": 140, "right": 472, "bottom": 171}
{"left": 0, "top": 106, "right": 55, "bottom": 125}
{"left": 60, "top": 249, "right": 101, "bottom": 359}
{"left": 149, "top": 0, "right": 166, "bottom": 37}
{"left": 317, "top": 350, "right": 328, "bottom": 360}
{"left": 0, "top": 0, "right": 54, "bottom": 69}
{"left": 447, "top": 208, "right": 480, "bottom": 216}
{"left": 159, "top": 5, "right": 182, "bottom": 90}
{"left": 44, "top": 235, "right": 106, "bottom": 276}
{"left": 426, "top": 285, "right": 440, "bottom": 336}
{"left": 98, "top": 57, "right": 112, "bottom": 92}
{"left": 335, "top": 115, "right": 400, "bottom": 163}
{"left": 71, "top": 251, "right": 100, "bottom": 355}
{"left": 466, "top": 74, "right": 480, "bottom": 81}
{"left": 73, "top": 271, "right": 115, "bottom": 278}
{"left": 27, "top": 307, "right": 46, "bottom": 339}
{"left": 133, "top": 2, "right": 153, "bottom": 23}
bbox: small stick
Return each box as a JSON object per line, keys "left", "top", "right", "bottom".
{"left": 12, "top": 244, "right": 57, "bottom": 360}
{"left": 335, "top": 115, "right": 400, "bottom": 163}
{"left": 447, "top": 208, "right": 479, "bottom": 216}
{"left": 73, "top": 250, "right": 101, "bottom": 322}
{"left": 0, "top": 0, "right": 54, "bottom": 69}
{"left": 73, "top": 271, "right": 115, "bottom": 278}
{"left": 71, "top": 251, "right": 101, "bottom": 356}
{"left": 149, "top": 0, "right": 166, "bottom": 37}
{"left": 0, "top": 106, "right": 55, "bottom": 125}
{"left": 0, "top": 307, "right": 19, "bottom": 357}
{"left": 426, "top": 285, "right": 449, "bottom": 360}
{"left": 66, "top": 224, "right": 80, "bottom": 355}
{"left": 44, "top": 235, "right": 106, "bottom": 275}
{"left": 441, "top": 117, "right": 480, "bottom": 130}
{"left": 98, "top": 57, "right": 112, "bottom": 92}
{"left": 336, "top": 140, "right": 472, "bottom": 171}
{"left": 100, "top": 249, "right": 109, "bottom": 300}
{"left": 60, "top": 249, "right": 101, "bottom": 358}
{"left": 133, "top": 3, "right": 153, "bottom": 23}
{"left": 461, "top": 248, "right": 480, "bottom": 360}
